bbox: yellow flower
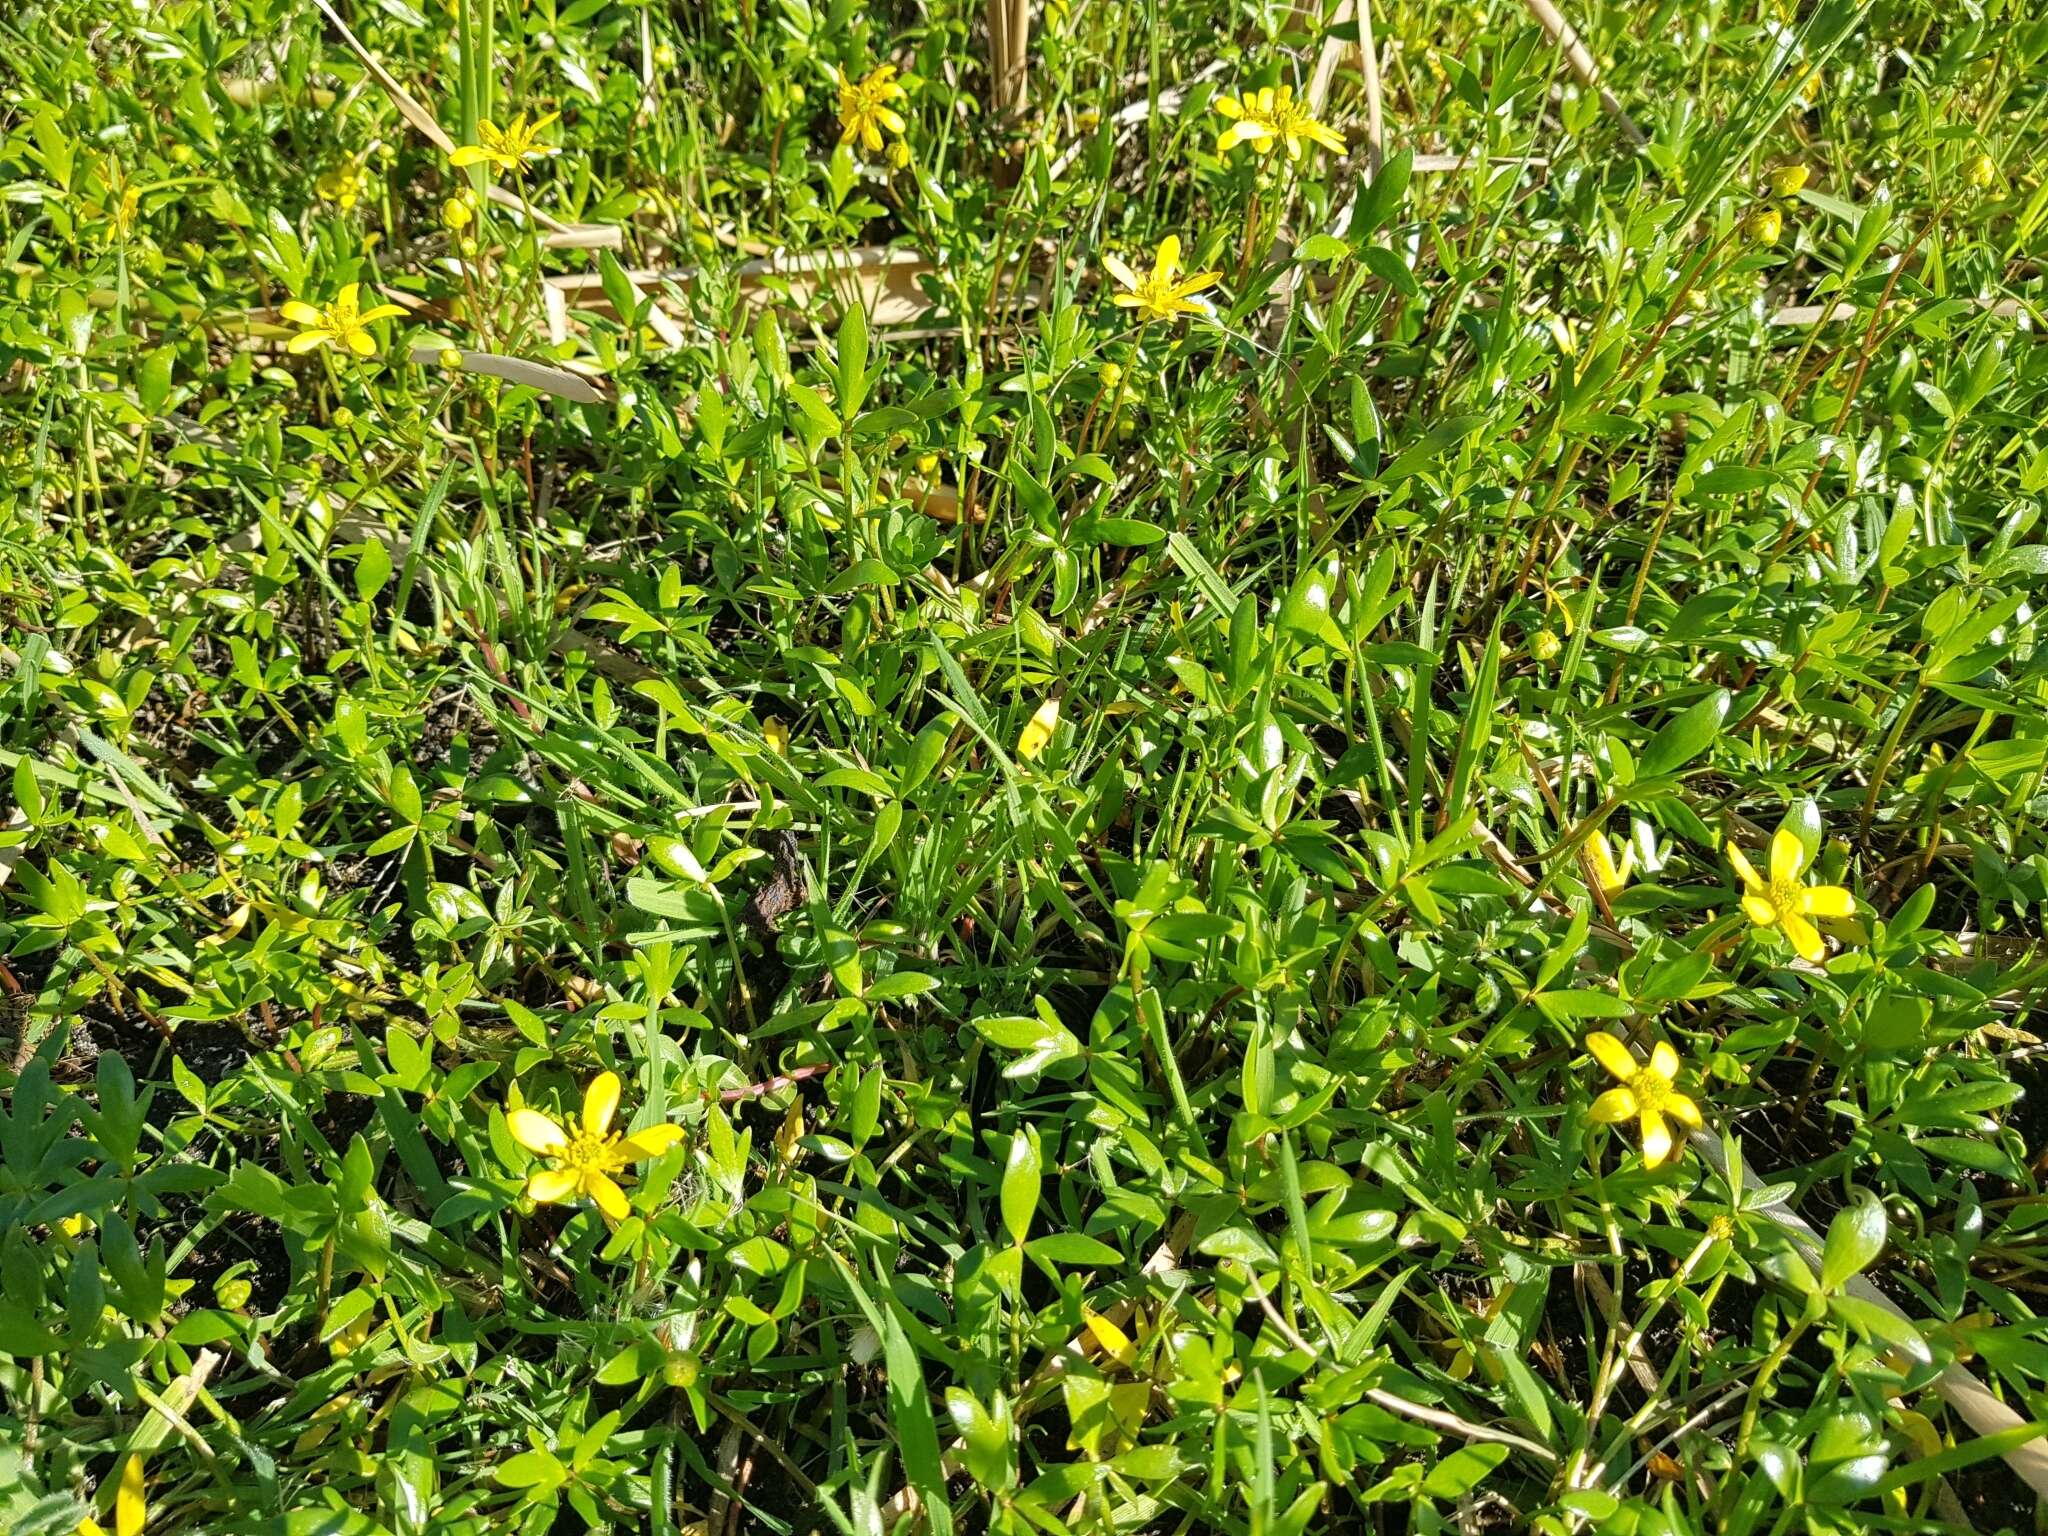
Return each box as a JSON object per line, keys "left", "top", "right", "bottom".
{"left": 836, "top": 65, "right": 907, "bottom": 155}
{"left": 1016, "top": 698, "right": 1059, "bottom": 761}
{"left": 1103, "top": 236, "right": 1221, "bottom": 324}
{"left": 1213, "top": 84, "right": 1345, "bottom": 160}
{"left": 1585, "top": 1032, "right": 1701, "bottom": 1168}
{"left": 316, "top": 160, "right": 367, "bottom": 210}
{"left": 1767, "top": 164, "right": 1809, "bottom": 198}
{"left": 1742, "top": 206, "right": 1783, "bottom": 245}
{"left": 506, "top": 1071, "right": 684, "bottom": 1223}
{"left": 1729, "top": 827, "right": 1855, "bottom": 964}
{"left": 281, "top": 283, "right": 405, "bottom": 357}
{"left": 1586, "top": 829, "right": 1633, "bottom": 895}
{"left": 449, "top": 112, "right": 561, "bottom": 174}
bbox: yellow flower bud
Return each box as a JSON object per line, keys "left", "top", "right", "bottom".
{"left": 442, "top": 196, "right": 472, "bottom": 230}
{"left": 886, "top": 139, "right": 911, "bottom": 170}
{"left": 1768, "top": 164, "right": 1808, "bottom": 198}
{"left": 1742, "top": 206, "right": 1782, "bottom": 245}
{"left": 1531, "top": 629, "right": 1562, "bottom": 661}
{"left": 439, "top": 348, "right": 465, "bottom": 370}
{"left": 1098, "top": 361, "right": 1123, "bottom": 391}
{"left": 1964, "top": 152, "right": 1996, "bottom": 189}
{"left": 331, "top": 406, "right": 354, "bottom": 430}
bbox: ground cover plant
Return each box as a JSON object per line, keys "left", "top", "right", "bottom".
{"left": 3, "top": 0, "right": 2048, "bottom": 1530}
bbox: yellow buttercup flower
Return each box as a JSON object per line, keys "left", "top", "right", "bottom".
{"left": 1213, "top": 84, "right": 1345, "bottom": 161}
{"left": 1586, "top": 829, "right": 1633, "bottom": 895}
{"left": 1729, "top": 827, "right": 1854, "bottom": 964}
{"left": 1016, "top": 698, "right": 1059, "bottom": 761}
{"left": 281, "top": 283, "right": 405, "bottom": 357}
{"left": 836, "top": 65, "right": 907, "bottom": 155}
{"left": 449, "top": 112, "right": 561, "bottom": 174}
{"left": 1585, "top": 1032, "right": 1701, "bottom": 1168}
{"left": 1103, "top": 236, "right": 1221, "bottom": 324}
{"left": 316, "top": 158, "right": 367, "bottom": 210}
{"left": 1767, "top": 164, "right": 1809, "bottom": 198}
{"left": 506, "top": 1071, "right": 684, "bottom": 1223}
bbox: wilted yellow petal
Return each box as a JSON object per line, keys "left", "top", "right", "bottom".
{"left": 1083, "top": 1309, "right": 1137, "bottom": 1369}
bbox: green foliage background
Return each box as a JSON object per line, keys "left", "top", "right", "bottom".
{"left": 3, "top": 0, "right": 2048, "bottom": 1531}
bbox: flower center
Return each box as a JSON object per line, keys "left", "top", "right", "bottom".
{"left": 1767, "top": 877, "right": 1802, "bottom": 920}
{"left": 1632, "top": 1068, "right": 1671, "bottom": 1115}
{"left": 562, "top": 1127, "right": 620, "bottom": 1173}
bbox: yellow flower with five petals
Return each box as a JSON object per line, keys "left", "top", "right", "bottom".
{"left": 281, "top": 283, "right": 405, "bottom": 357}
{"left": 1103, "top": 236, "right": 1221, "bottom": 324}
{"left": 1729, "top": 828, "right": 1854, "bottom": 963}
{"left": 449, "top": 112, "right": 561, "bottom": 175}
{"left": 506, "top": 1071, "right": 683, "bottom": 1222}
{"left": 1214, "top": 84, "right": 1345, "bottom": 160}
{"left": 1586, "top": 1032, "right": 1701, "bottom": 1168}
{"left": 835, "top": 65, "right": 907, "bottom": 155}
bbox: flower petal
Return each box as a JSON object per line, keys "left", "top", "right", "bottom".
{"left": 1666, "top": 1093, "right": 1703, "bottom": 1130}
{"left": 1649, "top": 1040, "right": 1680, "bottom": 1080}
{"left": 1214, "top": 94, "right": 1243, "bottom": 119}
{"left": 1741, "top": 894, "right": 1779, "bottom": 928}
{"left": 618, "top": 1123, "right": 686, "bottom": 1161}
{"left": 526, "top": 1167, "right": 579, "bottom": 1203}
{"left": 1726, "top": 841, "right": 1763, "bottom": 893}
{"left": 1111, "top": 292, "right": 1141, "bottom": 307}
{"left": 1102, "top": 253, "right": 1137, "bottom": 289}
{"left": 1781, "top": 910, "right": 1825, "bottom": 963}
{"left": 1154, "top": 234, "right": 1181, "bottom": 282}
{"left": 1585, "top": 1031, "right": 1637, "bottom": 1084}
{"left": 358, "top": 304, "right": 406, "bottom": 323}
{"left": 1770, "top": 827, "right": 1806, "bottom": 886}
{"left": 286, "top": 331, "right": 332, "bottom": 354}
{"left": 582, "top": 1071, "right": 621, "bottom": 1137}
{"left": 346, "top": 330, "right": 376, "bottom": 356}
{"left": 1171, "top": 270, "right": 1222, "bottom": 298}
{"left": 1640, "top": 1110, "right": 1672, "bottom": 1167}
{"left": 585, "top": 1171, "right": 630, "bottom": 1222}
{"left": 335, "top": 282, "right": 360, "bottom": 310}
{"left": 1800, "top": 884, "right": 1855, "bottom": 918}
{"left": 507, "top": 1108, "right": 568, "bottom": 1155}
{"left": 281, "top": 300, "right": 325, "bottom": 326}
{"left": 1588, "top": 1087, "right": 1637, "bottom": 1124}
{"left": 449, "top": 145, "right": 490, "bottom": 167}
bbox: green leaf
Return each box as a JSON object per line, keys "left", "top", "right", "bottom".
{"left": 1819, "top": 1192, "right": 1886, "bottom": 1291}
{"left": 1421, "top": 1443, "right": 1510, "bottom": 1498}
{"left": 1635, "top": 688, "right": 1730, "bottom": 781}
{"left": 1000, "top": 1126, "right": 1040, "bottom": 1246}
